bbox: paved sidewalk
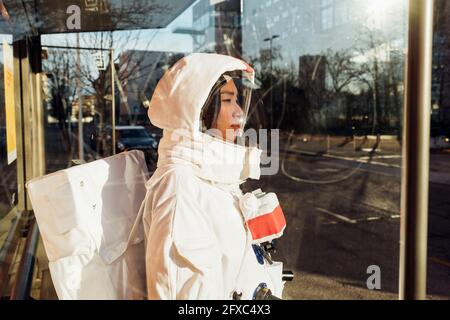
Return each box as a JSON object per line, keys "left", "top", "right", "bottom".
{"left": 280, "top": 133, "right": 450, "bottom": 186}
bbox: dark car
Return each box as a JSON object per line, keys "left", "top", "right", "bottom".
{"left": 115, "top": 126, "right": 157, "bottom": 151}
{"left": 99, "top": 125, "right": 159, "bottom": 167}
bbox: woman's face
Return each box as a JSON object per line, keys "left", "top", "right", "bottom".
{"left": 212, "top": 79, "right": 244, "bottom": 142}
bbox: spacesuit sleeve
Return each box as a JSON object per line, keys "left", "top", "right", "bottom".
{"left": 144, "top": 173, "right": 225, "bottom": 300}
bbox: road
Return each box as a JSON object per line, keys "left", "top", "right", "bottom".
{"left": 243, "top": 149, "right": 450, "bottom": 299}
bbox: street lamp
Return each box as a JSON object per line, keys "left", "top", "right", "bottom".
{"left": 76, "top": 32, "right": 84, "bottom": 161}
{"left": 264, "top": 34, "right": 279, "bottom": 128}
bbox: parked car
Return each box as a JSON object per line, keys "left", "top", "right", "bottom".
{"left": 98, "top": 125, "right": 159, "bottom": 167}
{"left": 115, "top": 126, "right": 157, "bottom": 151}
{"left": 430, "top": 135, "right": 450, "bottom": 149}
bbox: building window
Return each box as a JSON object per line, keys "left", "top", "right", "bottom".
{"left": 193, "top": 12, "right": 211, "bottom": 30}
{"left": 321, "top": 0, "right": 333, "bottom": 7}
{"left": 320, "top": 0, "right": 334, "bottom": 31}
{"left": 335, "top": 1, "right": 349, "bottom": 26}
{"left": 321, "top": 6, "right": 333, "bottom": 31}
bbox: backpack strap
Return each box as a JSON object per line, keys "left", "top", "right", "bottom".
{"left": 126, "top": 190, "right": 149, "bottom": 249}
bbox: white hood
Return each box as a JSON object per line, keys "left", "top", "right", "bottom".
{"left": 148, "top": 53, "right": 261, "bottom": 184}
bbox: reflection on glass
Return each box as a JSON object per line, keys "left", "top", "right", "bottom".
{"left": 42, "top": 0, "right": 409, "bottom": 299}
{"left": 0, "top": 0, "right": 196, "bottom": 41}
{"left": 42, "top": 33, "right": 178, "bottom": 172}
{"left": 0, "top": 34, "right": 18, "bottom": 279}
{"left": 428, "top": 0, "right": 450, "bottom": 299}
{"left": 33, "top": 0, "right": 449, "bottom": 299}
{"left": 239, "top": 0, "right": 409, "bottom": 299}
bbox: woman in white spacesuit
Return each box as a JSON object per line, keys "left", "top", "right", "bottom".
{"left": 142, "top": 53, "right": 284, "bottom": 300}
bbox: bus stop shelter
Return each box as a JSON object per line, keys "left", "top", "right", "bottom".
{"left": 0, "top": 0, "right": 438, "bottom": 300}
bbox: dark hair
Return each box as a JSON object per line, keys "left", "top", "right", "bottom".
{"left": 201, "top": 92, "right": 221, "bottom": 130}
{"left": 200, "top": 70, "right": 243, "bottom": 131}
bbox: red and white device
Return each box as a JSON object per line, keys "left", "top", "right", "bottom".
{"left": 239, "top": 190, "right": 287, "bottom": 244}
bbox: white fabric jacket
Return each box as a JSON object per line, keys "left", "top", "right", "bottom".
{"left": 144, "top": 53, "right": 284, "bottom": 300}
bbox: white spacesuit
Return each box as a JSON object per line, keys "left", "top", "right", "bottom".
{"left": 143, "top": 53, "right": 285, "bottom": 300}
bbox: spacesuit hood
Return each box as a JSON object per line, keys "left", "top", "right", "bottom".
{"left": 148, "top": 53, "right": 253, "bottom": 131}
{"left": 147, "top": 53, "right": 261, "bottom": 184}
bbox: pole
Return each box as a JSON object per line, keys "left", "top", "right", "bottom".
{"left": 110, "top": 48, "right": 116, "bottom": 155}
{"left": 327, "top": 134, "right": 330, "bottom": 154}
{"left": 399, "top": 0, "right": 434, "bottom": 300}
{"left": 270, "top": 38, "right": 273, "bottom": 129}
{"left": 76, "top": 33, "right": 84, "bottom": 161}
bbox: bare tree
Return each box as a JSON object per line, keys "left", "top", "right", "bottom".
{"left": 350, "top": 25, "right": 407, "bottom": 150}
{"left": 298, "top": 54, "right": 329, "bottom": 133}
{"left": 44, "top": 42, "right": 77, "bottom": 151}
{"left": 44, "top": 28, "right": 169, "bottom": 159}
{"left": 78, "top": 31, "right": 157, "bottom": 126}
{"left": 324, "top": 48, "right": 367, "bottom": 137}
{"left": 354, "top": 28, "right": 391, "bottom": 150}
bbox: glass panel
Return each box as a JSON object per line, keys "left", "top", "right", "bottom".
{"left": 40, "top": 1, "right": 197, "bottom": 174}
{"left": 0, "top": 0, "right": 195, "bottom": 41}
{"left": 428, "top": 0, "right": 450, "bottom": 299}
{"left": 37, "top": 0, "right": 413, "bottom": 299}
{"left": 242, "top": 0, "right": 408, "bottom": 299}
{"left": 14, "top": 0, "right": 450, "bottom": 300}
{"left": 0, "top": 33, "right": 18, "bottom": 253}
{"left": 41, "top": 31, "right": 180, "bottom": 173}
{"left": 0, "top": 33, "right": 19, "bottom": 298}
{"left": 42, "top": 42, "right": 116, "bottom": 172}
